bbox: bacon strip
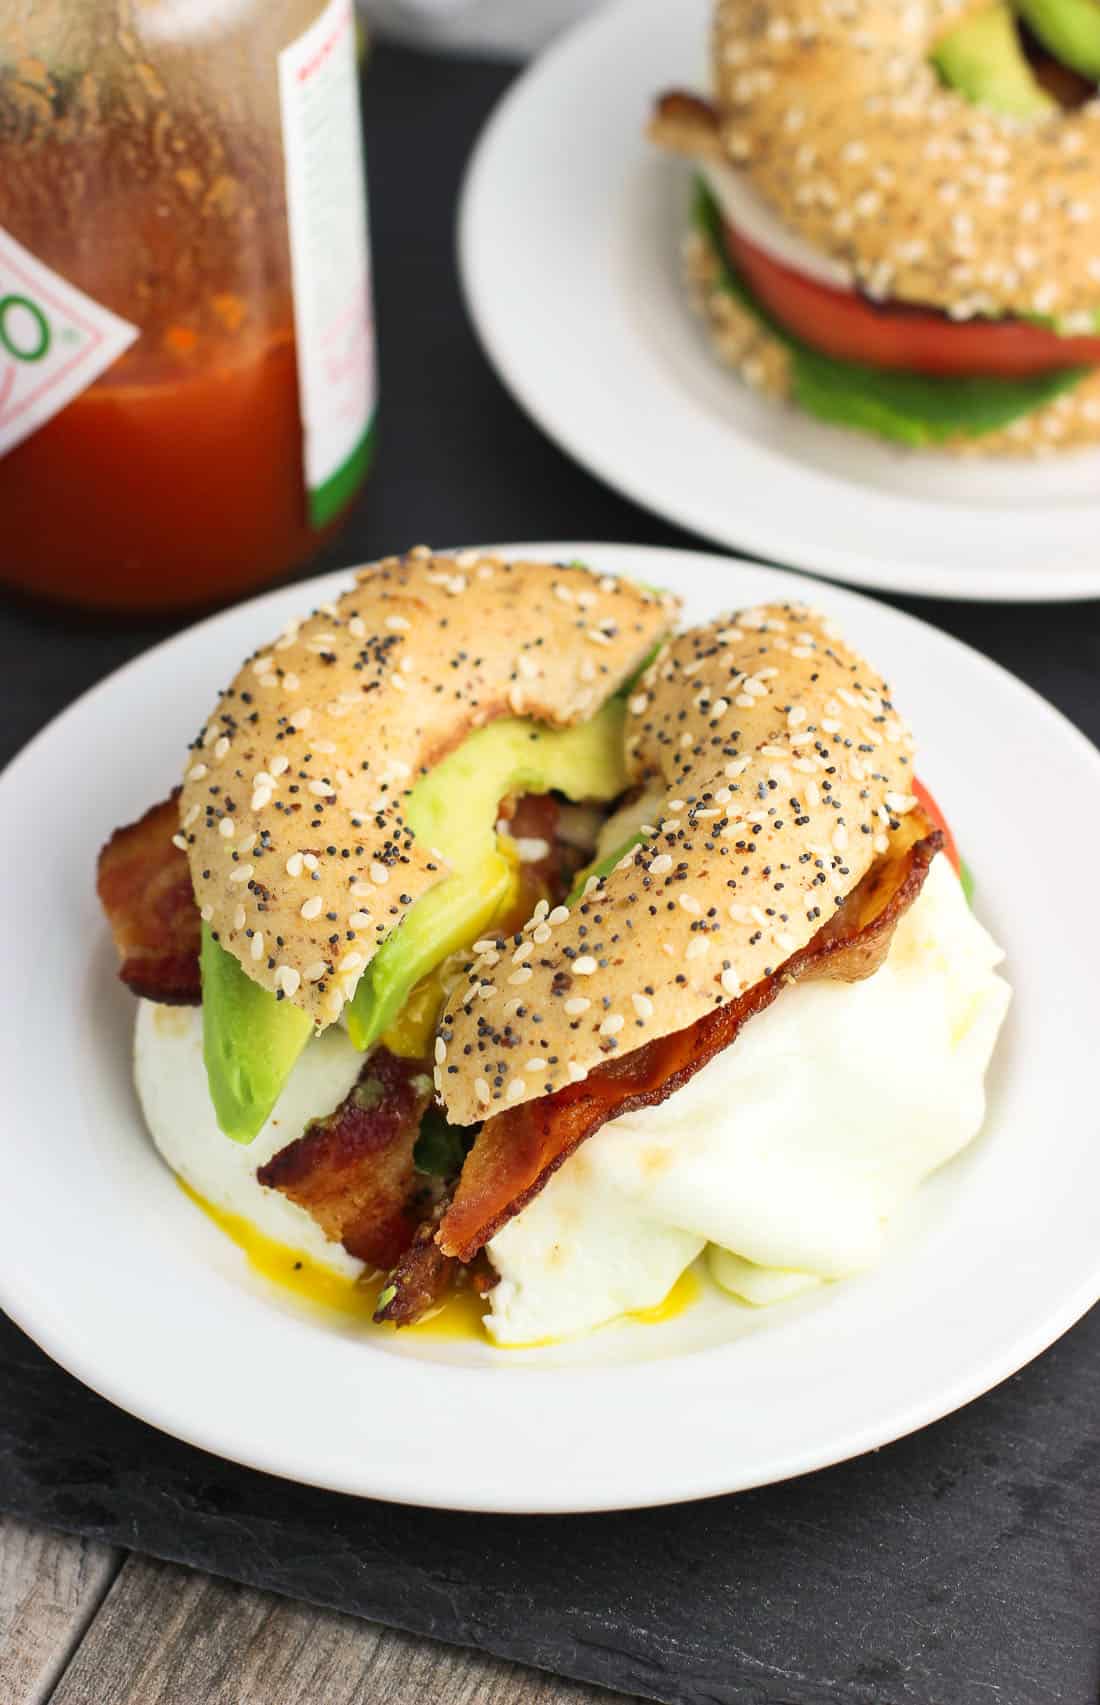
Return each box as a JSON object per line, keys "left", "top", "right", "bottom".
{"left": 373, "top": 1217, "right": 457, "bottom": 1326}
{"left": 96, "top": 793, "right": 201, "bottom": 1005}
{"left": 648, "top": 90, "right": 725, "bottom": 163}
{"left": 258, "top": 1048, "right": 435, "bottom": 1271}
{"left": 438, "top": 823, "right": 943, "bottom": 1263}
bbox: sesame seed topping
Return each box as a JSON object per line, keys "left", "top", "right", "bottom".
{"left": 573, "top": 956, "right": 598, "bottom": 975}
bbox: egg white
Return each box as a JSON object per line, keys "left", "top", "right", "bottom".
{"left": 134, "top": 1001, "right": 365, "bottom": 1278}
{"left": 484, "top": 856, "right": 1010, "bottom": 1345}
{"left": 136, "top": 854, "right": 1009, "bottom": 1346}
{"left": 697, "top": 159, "right": 854, "bottom": 291}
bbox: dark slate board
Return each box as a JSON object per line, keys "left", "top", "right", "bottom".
{"left": 3, "top": 1306, "right": 1099, "bottom": 1705}
{"left": 2, "top": 40, "right": 1100, "bottom": 1705}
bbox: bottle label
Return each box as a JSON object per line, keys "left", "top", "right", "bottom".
{"left": 279, "top": 0, "right": 376, "bottom": 528}
{"left": 0, "top": 229, "right": 138, "bottom": 459}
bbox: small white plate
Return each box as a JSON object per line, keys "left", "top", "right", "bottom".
{"left": 458, "top": 0, "right": 1100, "bottom": 602}
{"left": 1, "top": 544, "right": 1097, "bottom": 1512}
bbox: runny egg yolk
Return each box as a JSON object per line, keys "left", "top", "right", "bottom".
{"left": 179, "top": 1180, "right": 701, "bottom": 1346}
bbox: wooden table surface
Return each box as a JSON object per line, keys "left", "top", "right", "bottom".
{"left": 0, "top": 1517, "right": 637, "bottom": 1704}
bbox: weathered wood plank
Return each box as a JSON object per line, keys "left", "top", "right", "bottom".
{"left": 51, "top": 1553, "right": 640, "bottom": 1705}
{"left": 0, "top": 1517, "right": 120, "bottom": 1705}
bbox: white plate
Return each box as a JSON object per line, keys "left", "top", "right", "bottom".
{"left": 458, "top": 0, "right": 1100, "bottom": 602}
{"left": 1, "top": 544, "right": 1097, "bottom": 1513}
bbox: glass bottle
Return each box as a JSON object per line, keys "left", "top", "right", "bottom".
{"left": 0, "top": 0, "right": 375, "bottom": 612}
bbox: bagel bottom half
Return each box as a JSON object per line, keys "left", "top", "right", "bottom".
{"left": 686, "top": 230, "right": 1100, "bottom": 456}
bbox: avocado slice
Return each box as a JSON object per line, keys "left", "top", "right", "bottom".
{"left": 347, "top": 697, "right": 629, "bottom": 1049}
{"left": 932, "top": 4, "right": 1055, "bottom": 115}
{"left": 201, "top": 696, "right": 630, "bottom": 1139}
{"left": 1013, "top": 0, "right": 1100, "bottom": 77}
{"left": 200, "top": 924, "right": 313, "bottom": 1144}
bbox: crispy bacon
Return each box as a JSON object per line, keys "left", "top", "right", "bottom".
{"left": 96, "top": 793, "right": 201, "bottom": 1005}
{"left": 648, "top": 90, "right": 725, "bottom": 162}
{"left": 258, "top": 1048, "right": 435, "bottom": 1271}
{"left": 499, "top": 792, "right": 584, "bottom": 914}
{"left": 438, "top": 822, "right": 943, "bottom": 1263}
{"left": 373, "top": 1216, "right": 457, "bottom": 1326}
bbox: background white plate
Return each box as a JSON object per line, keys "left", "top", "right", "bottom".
{"left": 458, "top": 0, "right": 1100, "bottom": 602}
{"left": 1, "top": 545, "right": 1097, "bottom": 1512}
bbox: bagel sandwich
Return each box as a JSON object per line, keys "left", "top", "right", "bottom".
{"left": 99, "top": 551, "right": 1010, "bottom": 1346}
{"left": 650, "top": 2, "right": 1100, "bottom": 453}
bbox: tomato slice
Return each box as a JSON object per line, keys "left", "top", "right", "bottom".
{"left": 911, "top": 779, "right": 960, "bottom": 874}
{"left": 724, "top": 221, "right": 1100, "bottom": 379}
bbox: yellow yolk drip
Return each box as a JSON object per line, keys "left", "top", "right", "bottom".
{"left": 179, "top": 1180, "right": 490, "bottom": 1339}
{"left": 180, "top": 1181, "right": 702, "bottom": 1344}
{"left": 627, "top": 1264, "right": 702, "bottom": 1325}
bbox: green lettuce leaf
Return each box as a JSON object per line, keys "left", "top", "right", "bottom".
{"left": 694, "top": 182, "right": 1088, "bottom": 446}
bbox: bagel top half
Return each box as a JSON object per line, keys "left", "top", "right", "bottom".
{"left": 179, "top": 550, "right": 676, "bottom": 1028}
{"left": 437, "top": 602, "right": 918, "bottom": 1126}
{"left": 651, "top": 0, "right": 1100, "bottom": 322}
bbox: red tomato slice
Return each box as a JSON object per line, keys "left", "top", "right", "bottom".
{"left": 912, "top": 778, "right": 960, "bottom": 874}
{"left": 724, "top": 221, "right": 1100, "bottom": 379}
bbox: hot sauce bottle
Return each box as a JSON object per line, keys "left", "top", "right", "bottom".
{"left": 0, "top": 0, "right": 375, "bottom": 611}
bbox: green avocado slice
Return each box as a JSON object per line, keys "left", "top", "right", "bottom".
{"left": 1014, "top": 0, "right": 1100, "bottom": 78}
{"left": 694, "top": 181, "right": 1088, "bottom": 446}
{"left": 200, "top": 924, "right": 313, "bottom": 1144}
{"left": 347, "top": 697, "right": 629, "bottom": 1050}
{"left": 932, "top": 4, "right": 1054, "bottom": 116}
{"left": 202, "top": 696, "right": 630, "bottom": 1139}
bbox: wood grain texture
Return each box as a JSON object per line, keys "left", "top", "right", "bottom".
{"left": 50, "top": 1554, "right": 638, "bottom": 1705}
{"left": 0, "top": 1517, "right": 119, "bottom": 1705}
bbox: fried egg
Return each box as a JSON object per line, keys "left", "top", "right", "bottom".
{"left": 136, "top": 854, "right": 1009, "bottom": 1346}
{"left": 484, "top": 855, "right": 1010, "bottom": 1344}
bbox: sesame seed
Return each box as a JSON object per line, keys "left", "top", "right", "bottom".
{"left": 679, "top": 894, "right": 702, "bottom": 915}
{"left": 233, "top": 906, "right": 246, "bottom": 930}
{"left": 305, "top": 961, "right": 327, "bottom": 983}
{"left": 349, "top": 911, "right": 371, "bottom": 928}
{"left": 573, "top": 956, "right": 597, "bottom": 975}
{"left": 251, "top": 787, "right": 272, "bottom": 811}
{"left": 507, "top": 967, "right": 533, "bottom": 986}
{"left": 218, "top": 818, "right": 235, "bottom": 839}
{"left": 650, "top": 853, "right": 673, "bottom": 875}
{"left": 567, "top": 1062, "right": 588, "bottom": 1082}
{"left": 171, "top": 833, "right": 188, "bottom": 851}
{"left": 300, "top": 896, "right": 323, "bottom": 920}
{"left": 250, "top": 932, "right": 265, "bottom": 961}
{"left": 548, "top": 906, "right": 570, "bottom": 926}
{"left": 276, "top": 965, "right": 301, "bottom": 998}
{"left": 721, "top": 968, "right": 742, "bottom": 996}
{"left": 200, "top": 903, "right": 214, "bottom": 922}
{"left": 286, "top": 853, "right": 304, "bottom": 877}
{"left": 475, "top": 1078, "right": 491, "bottom": 1104}
{"left": 564, "top": 996, "right": 591, "bottom": 1016}
{"left": 685, "top": 937, "right": 709, "bottom": 960}
{"left": 600, "top": 1013, "right": 625, "bottom": 1036}
{"left": 370, "top": 863, "right": 389, "bottom": 885}
{"left": 229, "top": 864, "right": 254, "bottom": 884}
{"left": 434, "top": 1037, "right": 446, "bottom": 1065}
{"left": 506, "top": 1079, "right": 526, "bottom": 1101}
